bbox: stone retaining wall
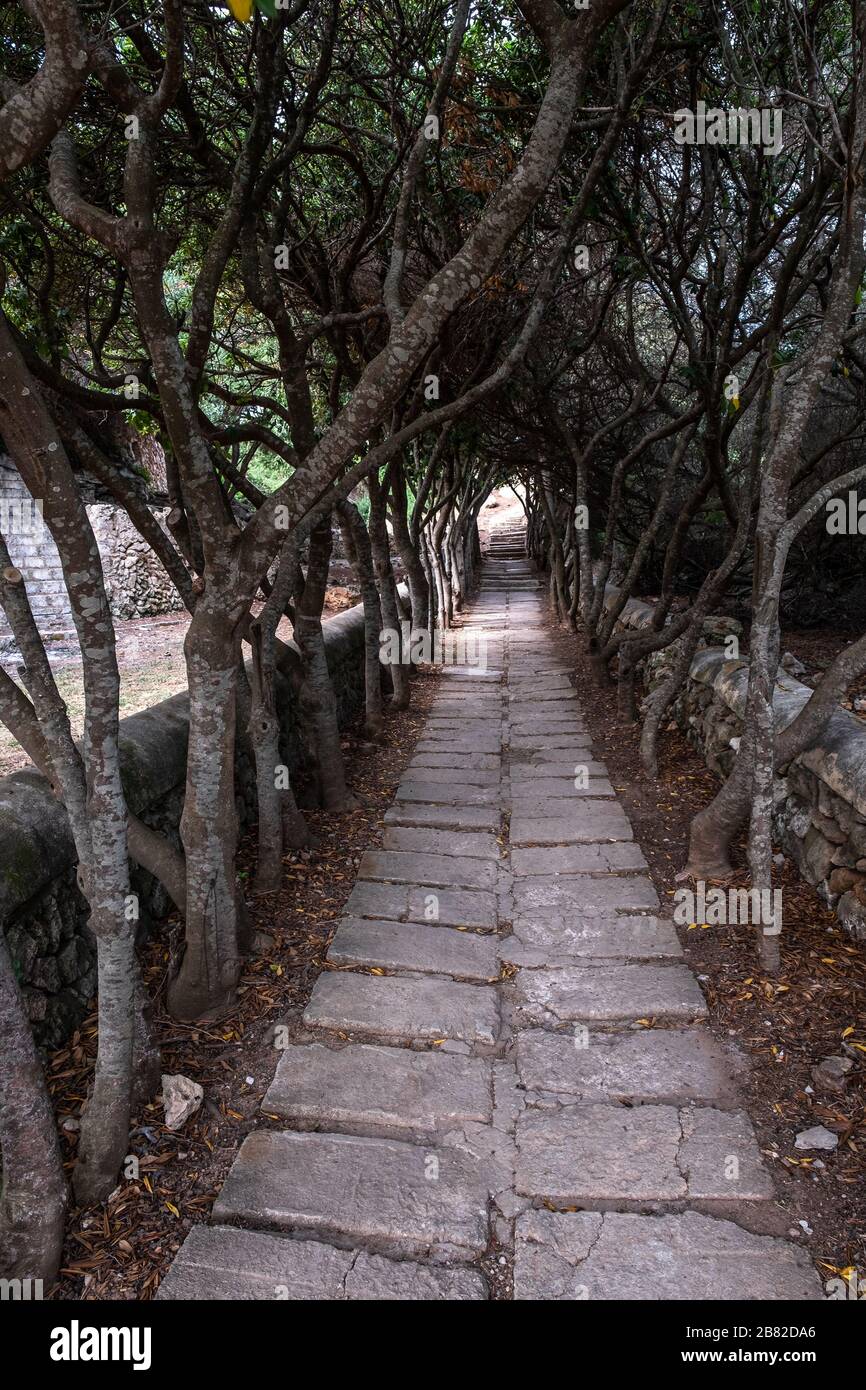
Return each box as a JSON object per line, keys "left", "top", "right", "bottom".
{"left": 2, "top": 605, "right": 367, "bottom": 1045}
{"left": 604, "top": 589, "right": 866, "bottom": 943}
{"left": 88, "top": 504, "right": 184, "bottom": 619}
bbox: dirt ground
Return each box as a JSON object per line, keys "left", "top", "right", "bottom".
{"left": 0, "top": 586, "right": 360, "bottom": 779}
{"left": 565, "top": 619, "right": 866, "bottom": 1290}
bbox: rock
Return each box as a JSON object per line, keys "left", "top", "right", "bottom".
{"left": 794, "top": 1125, "right": 838, "bottom": 1151}
{"left": 162, "top": 1073, "right": 204, "bottom": 1130}
{"left": 828, "top": 867, "right": 863, "bottom": 896}
{"left": 810, "top": 1056, "right": 854, "bottom": 1094}
{"left": 781, "top": 651, "right": 807, "bottom": 677}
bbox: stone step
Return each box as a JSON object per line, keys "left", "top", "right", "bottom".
{"left": 513, "top": 875, "right": 660, "bottom": 915}
{"left": 408, "top": 751, "right": 500, "bottom": 771}
{"left": 263, "top": 1041, "right": 493, "bottom": 1136}
{"left": 358, "top": 848, "right": 498, "bottom": 892}
{"left": 343, "top": 879, "right": 497, "bottom": 929}
{"left": 502, "top": 913, "right": 682, "bottom": 964}
{"left": 514, "top": 1029, "right": 740, "bottom": 1106}
{"left": 383, "top": 825, "right": 500, "bottom": 860}
{"left": 509, "top": 778, "right": 616, "bottom": 800}
{"left": 304, "top": 970, "right": 500, "bottom": 1044}
{"left": 415, "top": 736, "right": 502, "bottom": 756}
{"left": 510, "top": 843, "right": 647, "bottom": 875}
{"left": 396, "top": 781, "right": 500, "bottom": 806}
{"left": 509, "top": 807, "right": 634, "bottom": 845}
{"left": 512, "top": 964, "right": 708, "bottom": 1027}
{"left": 212, "top": 1130, "right": 490, "bottom": 1261}
{"left": 400, "top": 765, "right": 500, "bottom": 786}
{"left": 513, "top": 1209, "right": 821, "bottom": 1300}
{"left": 327, "top": 918, "right": 498, "bottom": 982}
{"left": 158, "top": 1224, "right": 488, "bottom": 1300}
{"left": 384, "top": 802, "right": 500, "bottom": 833}
{"left": 514, "top": 1104, "right": 773, "bottom": 1206}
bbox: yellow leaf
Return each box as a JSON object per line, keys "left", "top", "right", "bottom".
{"left": 165, "top": 1201, "right": 180, "bottom": 1217}
{"left": 842, "top": 1026, "right": 855, "bottom": 1037}
{"left": 228, "top": 0, "right": 254, "bottom": 18}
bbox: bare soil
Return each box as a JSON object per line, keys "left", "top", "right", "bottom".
{"left": 0, "top": 586, "right": 360, "bottom": 779}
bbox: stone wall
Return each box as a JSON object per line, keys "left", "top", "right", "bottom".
{"left": 604, "top": 589, "right": 866, "bottom": 943}
{"left": 2, "top": 605, "right": 367, "bottom": 1046}
{"left": 88, "top": 504, "right": 184, "bottom": 620}
{"left": 0, "top": 458, "right": 184, "bottom": 634}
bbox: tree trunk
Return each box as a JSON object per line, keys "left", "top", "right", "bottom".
{"left": 0, "top": 929, "right": 67, "bottom": 1285}
{"left": 167, "top": 609, "right": 244, "bottom": 1022}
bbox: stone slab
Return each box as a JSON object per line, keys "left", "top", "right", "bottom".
{"left": 327, "top": 918, "right": 498, "bottom": 981}
{"left": 515, "top": 1104, "right": 771, "bottom": 1204}
{"left": 504, "top": 913, "right": 681, "bottom": 962}
{"left": 158, "top": 1225, "right": 488, "bottom": 1300}
{"left": 515, "top": 1029, "right": 740, "bottom": 1105}
{"left": 304, "top": 971, "right": 500, "bottom": 1044}
{"left": 510, "top": 843, "right": 647, "bottom": 875}
{"left": 408, "top": 752, "right": 500, "bottom": 771}
{"left": 383, "top": 826, "right": 500, "bottom": 860}
{"left": 513, "top": 1210, "right": 821, "bottom": 1300}
{"left": 416, "top": 737, "right": 502, "bottom": 755}
{"left": 512, "top": 964, "right": 708, "bottom": 1026}
{"left": 509, "top": 774, "right": 615, "bottom": 795}
{"left": 263, "top": 1041, "right": 493, "bottom": 1135}
{"left": 513, "top": 875, "right": 660, "bottom": 915}
{"left": 213, "top": 1131, "right": 489, "bottom": 1260}
{"left": 510, "top": 806, "right": 634, "bottom": 845}
{"left": 358, "top": 848, "right": 497, "bottom": 891}
{"left": 395, "top": 780, "right": 500, "bottom": 806}
{"left": 343, "top": 880, "right": 497, "bottom": 929}
{"left": 400, "top": 766, "right": 500, "bottom": 787}
{"left": 384, "top": 803, "right": 500, "bottom": 833}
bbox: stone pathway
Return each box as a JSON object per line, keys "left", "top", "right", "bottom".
{"left": 159, "top": 530, "right": 822, "bottom": 1301}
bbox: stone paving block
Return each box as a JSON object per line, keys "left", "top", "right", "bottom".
{"left": 510, "top": 778, "right": 615, "bottom": 800}
{"left": 304, "top": 970, "right": 500, "bottom": 1044}
{"left": 504, "top": 912, "right": 681, "bottom": 962}
{"left": 327, "top": 918, "right": 498, "bottom": 981}
{"left": 156, "top": 1225, "right": 358, "bottom": 1300}
{"left": 396, "top": 779, "right": 500, "bottom": 805}
{"left": 512, "top": 964, "right": 708, "bottom": 1026}
{"left": 514, "top": 1029, "right": 740, "bottom": 1106}
{"left": 416, "top": 735, "right": 502, "bottom": 755}
{"left": 511, "top": 843, "right": 647, "bottom": 875}
{"left": 384, "top": 802, "right": 500, "bottom": 833}
{"left": 515, "top": 1103, "right": 771, "bottom": 1205}
{"left": 358, "top": 848, "right": 498, "bottom": 891}
{"left": 513, "top": 1209, "right": 822, "bottom": 1300}
{"left": 508, "top": 735, "right": 593, "bottom": 753}
{"left": 509, "top": 752, "right": 606, "bottom": 772}
{"left": 679, "top": 1106, "right": 775, "bottom": 1200}
{"left": 346, "top": 1253, "right": 487, "bottom": 1300}
{"left": 213, "top": 1130, "right": 489, "bottom": 1260}
{"left": 343, "top": 879, "right": 497, "bottom": 929}
{"left": 409, "top": 752, "right": 500, "bottom": 771}
{"left": 263, "top": 1041, "right": 493, "bottom": 1135}
{"left": 399, "top": 766, "right": 500, "bottom": 787}
{"left": 516, "top": 1103, "right": 683, "bottom": 1202}
{"left": 513, "top": 874, "right": 659, "bottom": 915}
{"left": 383, "top": 825, "right": 500, "bottom": 859}
{"left": 509, "top": 806, "right": 633, "bottom": 844}
{"left": 510, "top": 721, "right": 587, "bottom": 737}
{"left": 157, "top": 1225, "right": 486, "bottom": 1300}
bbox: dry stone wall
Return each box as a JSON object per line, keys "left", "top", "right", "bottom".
{"left": 605, "top": 589, "right": 866, "bottom": 943}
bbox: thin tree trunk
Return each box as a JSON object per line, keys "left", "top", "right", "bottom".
{"left": 0, "top": 929, "right": 67, "bottom": 1285}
